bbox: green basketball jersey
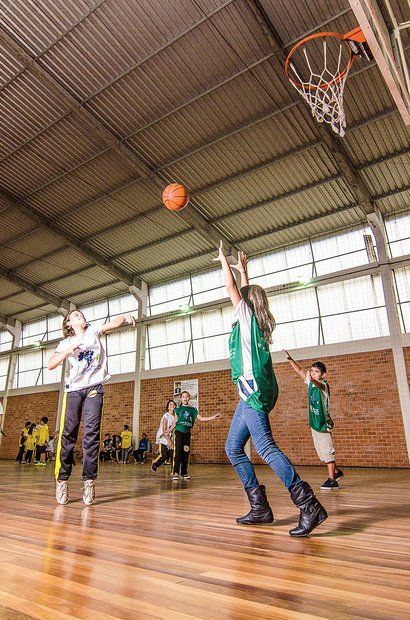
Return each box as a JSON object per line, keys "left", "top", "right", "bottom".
{"left": 307, "top": 380, "right": 333, "bottom": 432}
{"left": 174, "top": 406, "right": 198, "bottom": 433}
{"left": 229, "top": 301, "right": 278, "bottom": 414}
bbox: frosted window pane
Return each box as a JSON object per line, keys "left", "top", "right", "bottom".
{"left": 21, "top": 319, "right": 47, "bottom": 346}
{"left": 399, "top": 302, "right": 410, "bottom": 333}
{"left": 271, "top": 319, "right": 320, "bottom": 351}
{"left": 193, "top": 334, "right": 229, "bottom": 362}
{"left": 109, "top": 294, "right": 138, "bottom": 317}
{"left": 322, "top": 308, "right": 389, "bottom": 343}
{"left": 191, "top": 306, "right": 233, "bottom": 339}
{"left": 251, "top": 264, "right": 312, "bottom": 288}
{"left": 248, "top": 243, "right": 313, "bottom": 288}
{"left": 149, "top": 342, "right": 191, "bottom": 369}
{"left": 191, "top": 269, "right": 223, "bottom": 293}
{"left": 317, "top": 276, "right": 384, "bottom": 314}
{"left": 148, "top": 317, "right": 191, "bottom": 347}
{"left": 395, "top": 267, "right": 410, "bottom": 302}
{"left": 18, "top": 350, "right": 42, "bottom": 372}
{"left": 149, "top": 278, "right": 191, "bottom": 314}
{"left": 108, "top": 352, "right": 135, "bottom": 375}
{"left": 269, "top": 288, "right": 318, "bottom": 322}
{"left": 312, "top": 227, "right": 371, "bottom": 260}
{"left": 389, "top": 238, "right": 410, "bottom": 257}
{"left": 0, "top": 331, "right": 12, "bottom": 352}
{"left": 15, "top": 369, "right": 41, "bottom": 388}
{"left": 193, "top": 287, "right": 226, "bottom": 305}
{"left": 43, "top": 365, "right": 62, "bottom": 384}
{"left": 81, "top": 300, "right": 108, "bottom": 323}
{"left": 106, "top": 330, "right": 136, "bottom": 356}
{"left": 385, "top": 213, "right": 410, "bottom": 240}
{"left": 315, "top": 250, "right": 369, "bottom": 276}
{"left": 0, "top": 356, "right": 9, "bottom": 390}
{"left": 47, "top": 315, "right": 62, "bottom": 341}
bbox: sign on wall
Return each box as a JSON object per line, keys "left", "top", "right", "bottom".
{"left": 173, "top": 379, "right": 199, "bottom": 410}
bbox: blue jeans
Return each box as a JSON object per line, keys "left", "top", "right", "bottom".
{"left": 225, "top": 398, "right": 300, "bottom": 491}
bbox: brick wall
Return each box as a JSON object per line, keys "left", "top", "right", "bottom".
{"left": 0, "top": 391, "right": 59, "bottom": 459}
{"left": 404, "top": 346, "right": 410, "bottom": 382}
{"left": 1, "top": 349, "right": 409, "bottom": 466}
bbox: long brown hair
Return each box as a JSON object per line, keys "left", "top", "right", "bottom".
{"left": 62, "top": 310, "right": 87, "bottom": 338}
{"left": 241, "top": 285, "right": 276, "bottom": 344}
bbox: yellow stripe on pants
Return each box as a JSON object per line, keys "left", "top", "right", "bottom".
{"left": 54, "top": 392, "right": 67, "bottom": 481}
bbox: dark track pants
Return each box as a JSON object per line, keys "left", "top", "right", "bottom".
{"left": 173, "top": 430, "right": 191, "bottom": 476}
{"left": 55, "top": 383, "right": 103, "bottom": 481}
{"left": 152, "top": 443, "right": 172, "bottom": 469}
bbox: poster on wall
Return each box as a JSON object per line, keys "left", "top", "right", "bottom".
{"left": 173, "top": 379, "right": 199, "bottom": 409}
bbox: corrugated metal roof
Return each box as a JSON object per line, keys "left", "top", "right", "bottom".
{"left": 0, "top": 0, "right": 408, "bottom": 320}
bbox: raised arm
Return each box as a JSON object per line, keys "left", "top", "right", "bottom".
{"left": 100, "top": 314, "right": 136, "bottom": 335}
{"left": 213, "top": 241, "right": 241, "bottom": 308}
{"left": 284, "top": 350, "right": 306, "bottom": 380}
{"left": 47, "top": 342, "right": 81, "bottom": 371}
{"left": 197, "top": 413, "right": 221, "bottom": 422}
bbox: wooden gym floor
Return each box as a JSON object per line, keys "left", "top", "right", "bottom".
{"left": 0, "top": 462, "right": 409, "bottom": 620}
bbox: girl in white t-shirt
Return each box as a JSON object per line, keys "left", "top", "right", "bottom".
{"left": 48, "top": 309, "right": 135, "bottom": 505}
{"left": 151, "top": 400, "right": 177, "bottom": 473}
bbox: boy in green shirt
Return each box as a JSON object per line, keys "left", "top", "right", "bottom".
{"left": 285, "top": 353, "right": 344, "bottom": 490}
{"left": 172, "top": 391, "right": 220, "bottom": 481}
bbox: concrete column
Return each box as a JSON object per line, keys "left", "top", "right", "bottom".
{"left": 130, "top": 281, "right": 148, "bottom": 447}
{"left": 368, "top": 210, "right": 410, "bottom": 460}
{"left": 0, "top": 321, "right": 22, "bottom": 448}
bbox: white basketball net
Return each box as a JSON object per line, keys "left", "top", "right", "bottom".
{"left": 288, "top": 39, "right": 351, "bottom": 137}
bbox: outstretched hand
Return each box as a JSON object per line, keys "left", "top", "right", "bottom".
{"left": 213, "top": 240, "right": 225, "bottom": 263}
{"left": 124, "top": 314, "right": 136, "bottom": 327}
{"left": 230, "top": 250, "right": 248, "bottom": 273}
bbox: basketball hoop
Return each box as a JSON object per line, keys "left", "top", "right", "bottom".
{"left": 285, "top": 28, "right": 371, "bottom": 137}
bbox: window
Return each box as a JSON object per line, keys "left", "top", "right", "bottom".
{"left": 269, "top": 288, "right": 320, "bottom": 351}
{"left": 386, "top": 213, "right": 410, "bottom": 258}
{"left": 394, "top": 266, "right": 410, "bottom": 333}
{"left": 148, "top": 277, "right": 192, "bottom": 315}
{"left": 20, "top": 315, "right": 63, "bottom": 347}
{"left": 0, "top": 356, "right": 9, "bottom": 391}
{"left": 312, "top": 226, "right": 374, "bottom": 275}
{"left": 248, "top": 243, "right": 313, "bottom": 288}
{"left": 318, "top": 275, "right": 388, "bottom": 343}
{"left": 14, "top": 346, "right": 62, "bottom": 388}
{"left": 106, "top": 329, "right": 136, "bottom": 375}
{"left": 0, "top": 330, "right": 13, "bottom": 352}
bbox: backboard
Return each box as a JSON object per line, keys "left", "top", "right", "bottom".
{"left": 348, "top": 0, "right": 410, "bottom": 125}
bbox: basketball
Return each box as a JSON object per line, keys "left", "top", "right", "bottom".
{"left": 162, "top": 183, "right": 190, "bottom": 211}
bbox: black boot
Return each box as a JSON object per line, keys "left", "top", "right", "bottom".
{"left": 289, "top": 481, "right": 327, "bottom": 537}
{"left": 236, "top": 485, "right": 274, "bottom": 525}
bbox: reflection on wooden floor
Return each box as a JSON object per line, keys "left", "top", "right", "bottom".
{"left": 0, "top": 462, "right": 409, "bottom": 619}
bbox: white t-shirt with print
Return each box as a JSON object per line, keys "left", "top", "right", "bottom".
{"left": 55, "top": 325, "right": 110, "bottom": 392}
{"left": 155, "top": 411, "right": 175, "bottom": 446}
{"left": 234, "top": 299, "right": 253, "bottom": 380}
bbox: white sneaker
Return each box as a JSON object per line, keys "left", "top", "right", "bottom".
{"left": 56, "top": 480, "right": 69, "bottom": 505}
{"left": 82, "top": 479, "right": 95, "bottom": 505}
{"left": 183, "top": 474, "right": 191, "bottom": 480}
{"left": 172, "top": 473, "right": 179, "bottom": 481}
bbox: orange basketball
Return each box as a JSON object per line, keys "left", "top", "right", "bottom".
{"left": 162, "top": 183, "right": 189, "bottom": 211}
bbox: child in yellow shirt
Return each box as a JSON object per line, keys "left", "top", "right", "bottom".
{"left": 35, "top": 417, "right": 49, "bottom": 467}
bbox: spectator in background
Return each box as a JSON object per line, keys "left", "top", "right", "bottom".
{"left": 102, "top": 433, "right": 113, "bottom": 462}
{"left": 120, "top": 425, "right": 133, "bottom": 464}
{"left": 112, "top": 434, "right": 122, "bottom": 462}
{"left": 15, "top": 421, "right": 31, "bottom": 464}
{"left": 133, "top": 432, "right": 150, "bottom": 463}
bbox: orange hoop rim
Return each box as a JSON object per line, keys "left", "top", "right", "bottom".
{"left": 285, "top": 31, "right": 355, "bottom": 92}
